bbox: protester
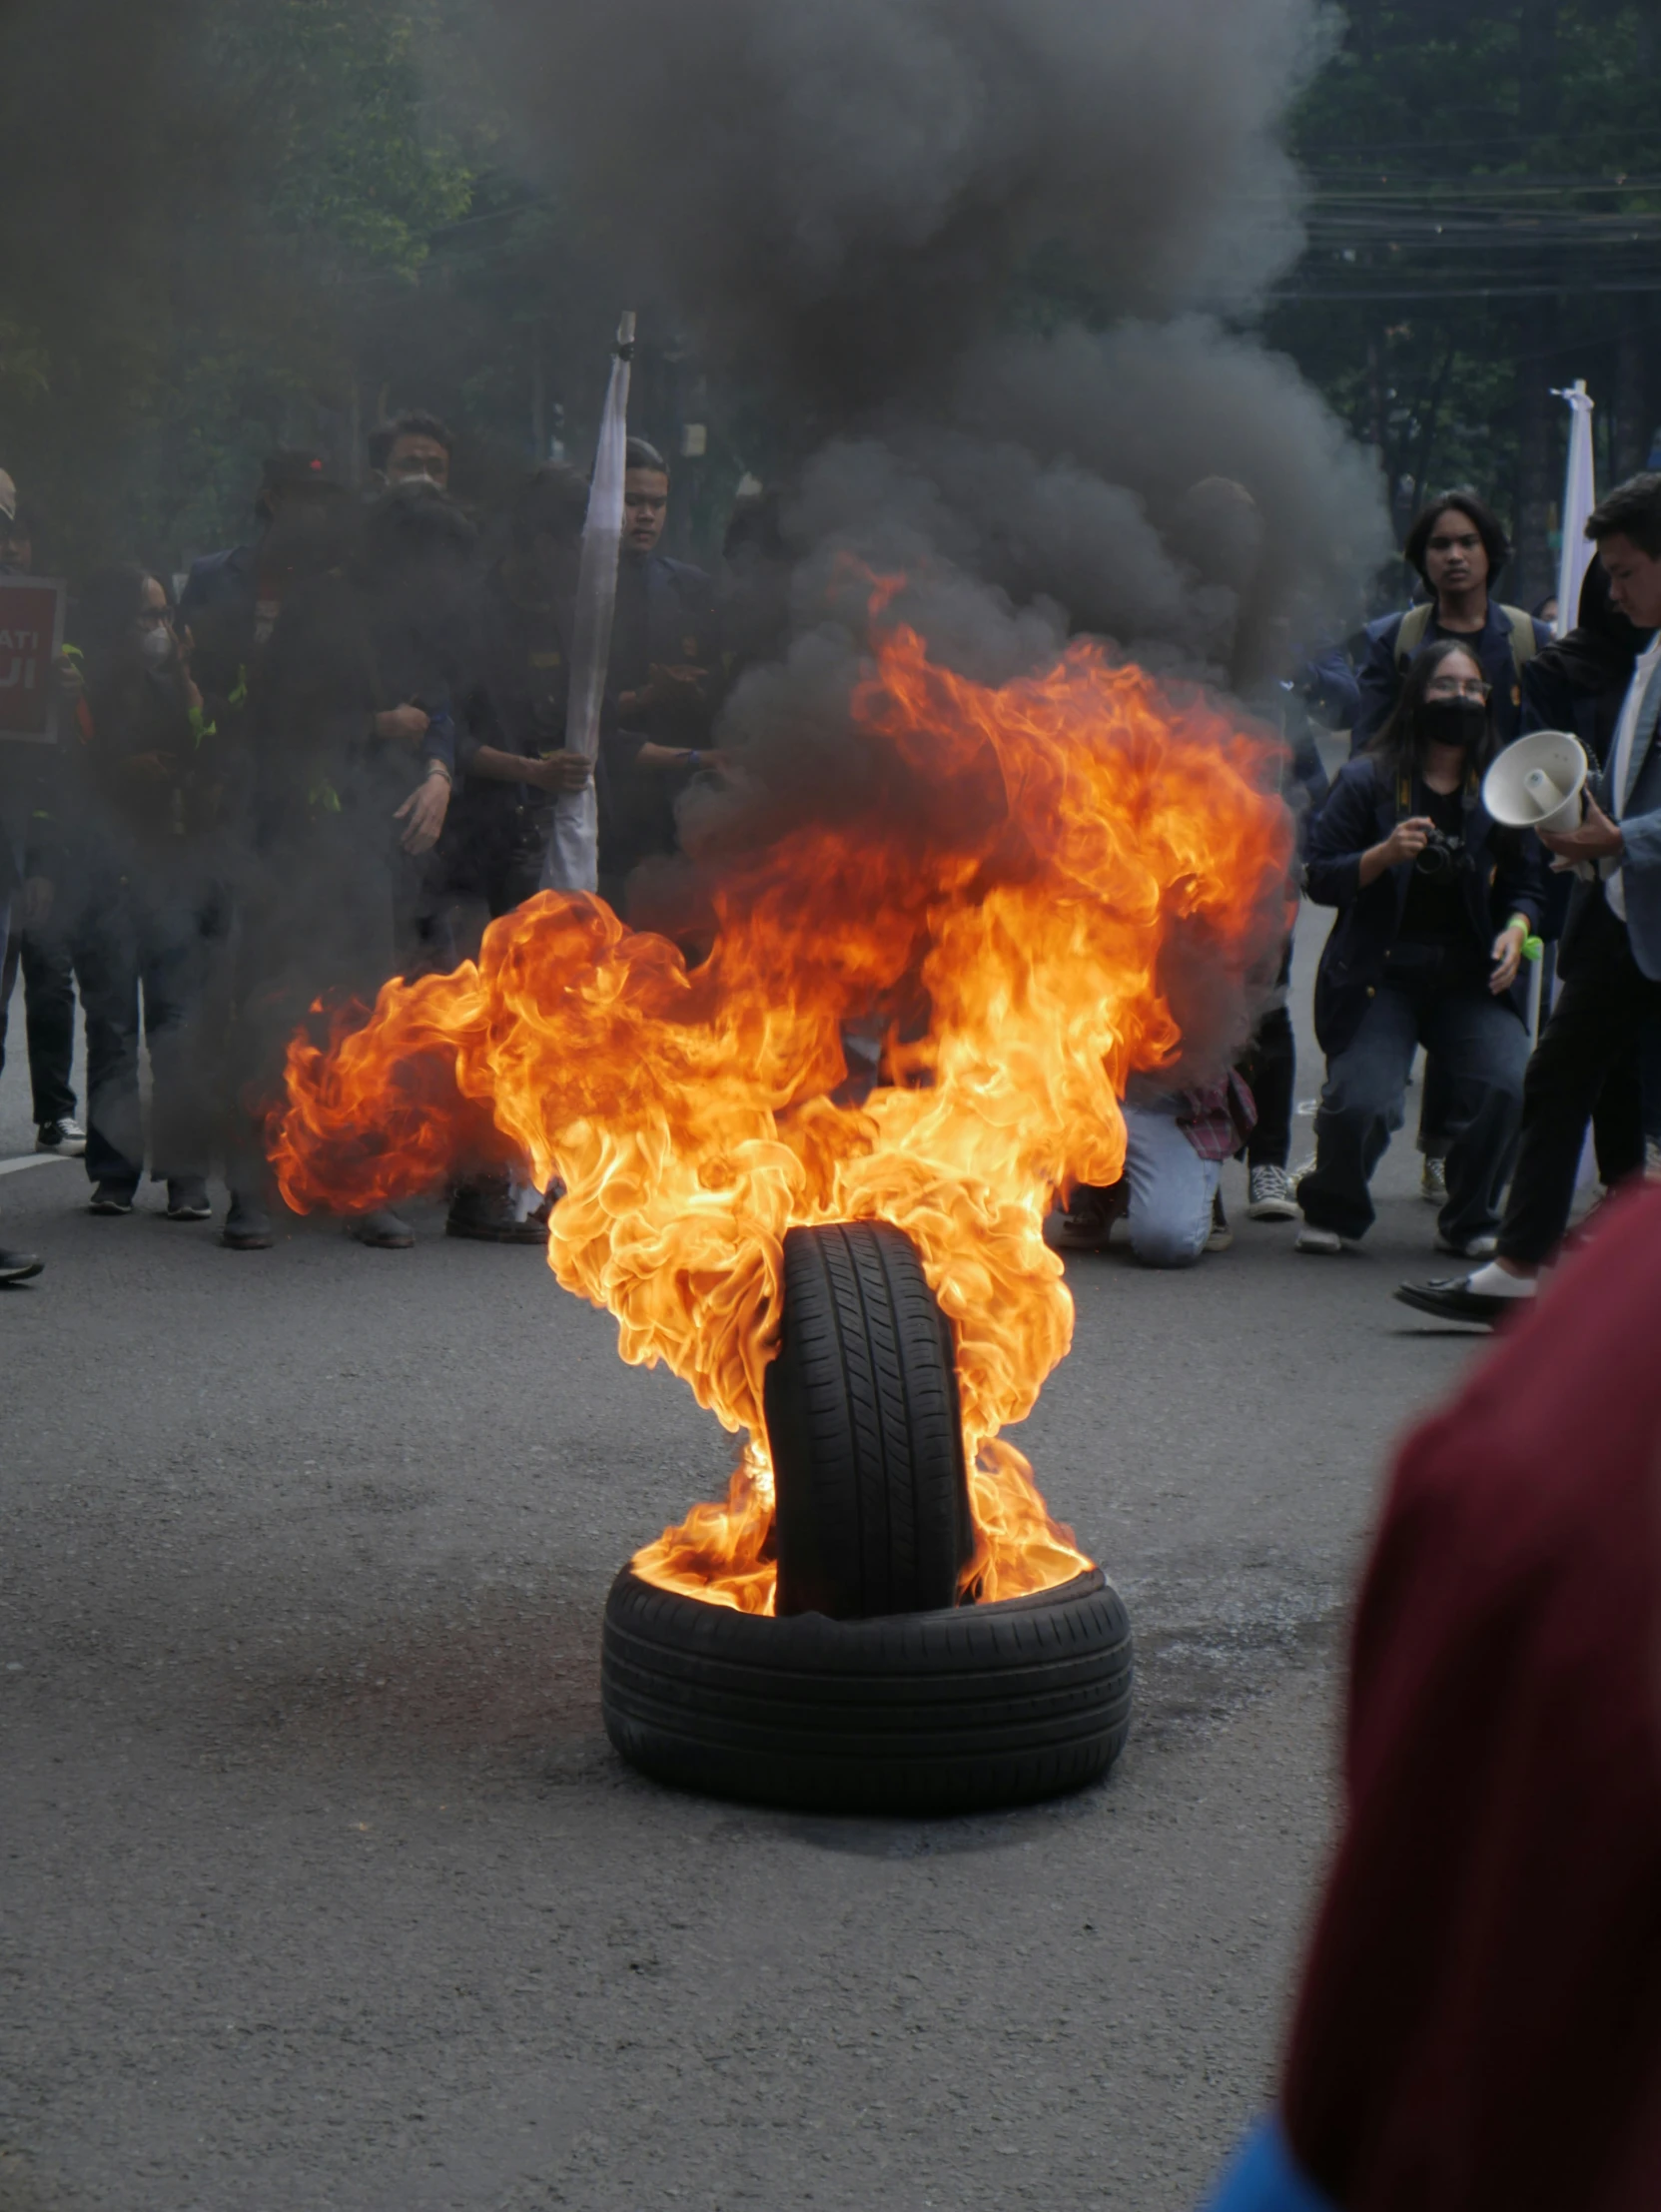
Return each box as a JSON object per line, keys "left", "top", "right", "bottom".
{"left": 599, "top": 436, "right": 721, "bottom": 914}
{"left": 1353, "top": 489, "right": 1550, "bottom": 750}
{"left": 68, "top": 566, "right": 229, "bottom": 1219}
{"left": 1294, "top": 639, "right": 1543, "bottom": 1257}
{"left": 1397, "top": 473, "right": 1661, "bottom": 1325}
{"left": 1353, "top": 490, "right": 1552, "bottom": 1206}
{"left": 432, "top": 461, "right": 592, "bottom": 1243}
{"left": 1047, "top": 1074, "right": 1254, "bottom": 1267}
{"left": 0, "top": 481, "right": 83, "bottom": 1157}
{"left": 1517, "top": 554, "right": 1654, "bottom": 1190}
{"left": 1201, "top": 1185, "right": 1661, "bottom": 2212}
{"left": 179, "top": 449, "right": 343, "bottom": 658}
{"left": 222, "top": 480, "right": 468, "bottom": 1251}
{"left": 0, "top": 466, "right": 53, "bottom": 1282}
{"left": 367, "top": 410, "right": 453, "bottom": 493}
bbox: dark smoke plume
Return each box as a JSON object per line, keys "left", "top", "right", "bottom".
{"left": 481, "top": 0, "right": 1386, "bottom": 672}
{"left": 480, "top": 0, "right": 1385, "bottom": 1078}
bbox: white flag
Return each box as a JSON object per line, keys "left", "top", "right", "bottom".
{"left": 1552, "top": 379, "right": 1596, "bottom": 641}
{"left": 543, "top": 312, "right": 635, "bottom": 894}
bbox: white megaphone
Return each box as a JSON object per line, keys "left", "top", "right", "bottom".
{"left": 1482, "top": 728, "right": 1589, "bottom": 837}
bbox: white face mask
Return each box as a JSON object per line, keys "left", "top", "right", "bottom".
{"left": 137, "top": 623, "right": 173, "bottom": 669}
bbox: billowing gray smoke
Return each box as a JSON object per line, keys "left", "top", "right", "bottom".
{"left": 480, "top": 0, "right": 1386, "bottom": 1080}
{"left": 482, "top": 0, "right": 1387, "bottom": 682}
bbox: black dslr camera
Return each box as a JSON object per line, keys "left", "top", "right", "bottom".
{"left": 1414, "top": 827, "right": 1463, "bottom": 883}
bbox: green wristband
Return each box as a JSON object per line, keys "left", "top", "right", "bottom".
{"left": 1506, "top": 915, "right": 1543, "bottom": 963}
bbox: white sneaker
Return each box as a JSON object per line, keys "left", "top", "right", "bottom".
{"left": 1246, "top": 1164, "right": 1298, "bottom": 1219}
{"left": 1295, "top": 1224, "right": 1345, "bottom": 1254}
{"left": 1435, "top": 1231, "right": 1498, "bottom": 1260}
{"left": 1420, "top": 1156, "right": 1447, "bottom": 1204}
{"left": 35, "top": 1116, "right": 87, "bottom": 1156}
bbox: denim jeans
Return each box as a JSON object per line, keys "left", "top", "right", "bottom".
{"left": 1298, "top": 976, "right": 1528, "bottom": 1244}
{"left": 1121, "top": 1100, "right": 1221, "bottom": 1268}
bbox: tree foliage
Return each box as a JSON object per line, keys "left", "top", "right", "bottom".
{"left": 0, "top": 2, "right": 1655, "bottom": 596}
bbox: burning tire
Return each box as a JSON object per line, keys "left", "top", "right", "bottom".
{"left": 600, "top": 1567, "right": 1134, "bottom": 1816}
{"left": 766, "top": 1220, "right": 973, "bottom": 1620}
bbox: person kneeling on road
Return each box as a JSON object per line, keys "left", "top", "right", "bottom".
{"left": 1048, "top": 1073, "right": 1254, "bottom": 1268}
{"left": 1294, "top": 638, "right": 1543, "bottom": 1259}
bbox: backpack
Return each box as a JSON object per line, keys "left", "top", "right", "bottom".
{"left": 1394, "top": 600, "right": 1539, "bottom": 678}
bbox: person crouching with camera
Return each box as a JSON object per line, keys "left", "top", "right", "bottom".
{"left": 1294, "top": 638, "right": 1544, "bottom": 1258}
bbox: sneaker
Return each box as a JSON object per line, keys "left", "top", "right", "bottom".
{"left": 1246, "top": 1163, "right": 1298, "bottom": 1220}
{"left": 347, "top": 1207, "right": 414, "bottom": 1250}
{"left": 164, "top": 1176, "right": 213, "bottom": 1221}
{"left": 1420, "top": 1156, "right": 1447, "bottom": 1205}
{"left": 221, "top": 1193, "right": 275, "bottom": 1250}
{"left": 445, "top": 1181, "right": 550, "bottom": 1245}
{"left": 0, "top": 1244, "right": 44, "bottom": 1284}
{"left": 35, "top": 1117, "right": 87, "bottom": 1156}
{"left": 1295, "top": 1224, "right": 1346, "bottom": 1254}
{"left": 1286, "top": 1155, "right": 1315, "bottom": 1195}
{"left": 1434, "top": 1230, "right": 1498, "bottom": 1260}
{"left": 88, "top": 1181, "right": 136, "bottom": 1215}
{"left": 1205, "top": 1190, "right": 1233, "bottom": 1253}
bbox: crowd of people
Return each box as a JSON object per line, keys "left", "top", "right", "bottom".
{"left": 0, "top": 417, "right": 726, "bottom": 1277}
{"left": 2, "top": 437, "right": 1660, "bottom": 1321}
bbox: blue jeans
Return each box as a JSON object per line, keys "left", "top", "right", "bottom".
{"left": 1121, "top": 1100, "right": 1221, "bottom": 1268}
{"left": 1298, "top": 977, "right": 1528, "bottom": 1243}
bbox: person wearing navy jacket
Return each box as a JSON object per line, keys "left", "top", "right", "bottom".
{"left": 1294, "top": 637, "right": 1544, "bottom": 1258}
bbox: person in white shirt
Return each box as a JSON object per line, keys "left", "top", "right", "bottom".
{"left": 1397, "top": 473, "right": 1661, "bottom": 1326}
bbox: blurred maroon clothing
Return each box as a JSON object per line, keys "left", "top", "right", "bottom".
{"left": 1282, "top": 1184, "right": 1661, "bottom": 2210}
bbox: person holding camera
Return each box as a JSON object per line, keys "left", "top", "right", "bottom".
{"left": 1293, "top": 639, "right": 1544, "bottom": 1258}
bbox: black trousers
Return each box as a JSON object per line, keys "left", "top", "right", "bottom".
{"left": 75, "top": 864, "right": 227, "bottom": 1190}
{"left": 0, "top": 924, "right": 78, "bottom": 1124}
{"left": 1497, "top": 897, "right": 1661, "bottom": 1266}
{"left": 1239, "top": 1005, "right": 1294, "bottom": 1167}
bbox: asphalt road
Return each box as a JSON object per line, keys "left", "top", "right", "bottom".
{"left": 0, "top": 916, "right": 1493, "bottom": 2212}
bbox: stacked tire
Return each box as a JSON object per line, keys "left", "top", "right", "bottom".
{"left": 602, "top": 1222, "right": 1134, "bottom": 1815}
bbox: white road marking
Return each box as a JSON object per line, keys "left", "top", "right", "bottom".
{"left": 0, "top": 1152, "right": 79, "bottom": 1178}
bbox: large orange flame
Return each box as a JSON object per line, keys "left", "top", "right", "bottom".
{"left": 271, "top": 621, "right": 1291, "bottom": 1612}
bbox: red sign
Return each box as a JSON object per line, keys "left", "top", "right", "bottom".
{"left": 0, "top": 576, "right": 66, "bottom": 744}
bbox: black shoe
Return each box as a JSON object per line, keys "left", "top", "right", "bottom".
{"left": 348, "top": 1207, "right": 414, "bottom": 1250}
{"left": 164, "top": 1175, "right": 213, "bottom": 1221}
{"left": 0, "top": 1244, "right": 44, "bottom": 1284}
{"left": 222, "top": 1193, "right": 275, "bottom": 1250}
{"left": 1044, "top": 1180, "right": 1129, "bottom": 1253}
{"left": 445, "top": 1183, "right": 550, "bottom": 1245}
{"left": 1393, "top": 1274, "right": 1534, "bottom": 1327}
{"left": 88, "top": 1181, "right": 136, "bottom": 1215}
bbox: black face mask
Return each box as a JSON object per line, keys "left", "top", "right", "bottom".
{"left": 1418, "top": 695, "right": 1487, "bottom": 751}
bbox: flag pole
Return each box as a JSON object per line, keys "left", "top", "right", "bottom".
{"left": 543, "top": 311, "right": 636, "bottom": 895}
{"left": 1550, "top": 378, "right": 1596, "bottom": 641}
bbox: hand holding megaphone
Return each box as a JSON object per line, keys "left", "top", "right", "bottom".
{"left": 1537, "top": 791, "right": 1625, "bottom": 873}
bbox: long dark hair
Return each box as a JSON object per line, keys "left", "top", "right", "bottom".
{"left": 1367, "top": 636, "right": 1498, "bottom": 786}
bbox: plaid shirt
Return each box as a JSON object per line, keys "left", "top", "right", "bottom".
{"left": 1174, "top": 1070, "right": 1257, "bottom": 1161}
